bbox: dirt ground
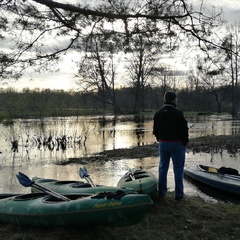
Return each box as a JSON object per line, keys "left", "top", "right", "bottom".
{"left": 61, "top": 134, "right": 240, "bottom": 165}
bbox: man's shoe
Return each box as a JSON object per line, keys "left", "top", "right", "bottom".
{"left": 175, "top": 196, "right": 184, "bottom": 201}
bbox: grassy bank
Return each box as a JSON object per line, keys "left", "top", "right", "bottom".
{"left": 1, "top": 192, "right": 240, "bottom": 240}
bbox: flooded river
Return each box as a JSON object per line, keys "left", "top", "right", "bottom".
{"left": 0, "top": 114, "right": 240, "bottom": 202}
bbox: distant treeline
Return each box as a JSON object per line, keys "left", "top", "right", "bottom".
{"left": 0, "top": 86, "right": 236, "bottom": 120}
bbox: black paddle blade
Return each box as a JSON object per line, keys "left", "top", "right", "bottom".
{"left": 79, "top": 168, "right": 84, "bottom": 179}
{"left": 18, "top": 171, "right": 30, "bottom": 180}
{"left": 16, "top": 172, "right": 32, "bottom": 187}
{"left": 17, "top": 172, "right": 70, "bottom": 201}
{"left": 83, "top": 166, "right": 88, "bottom": 175}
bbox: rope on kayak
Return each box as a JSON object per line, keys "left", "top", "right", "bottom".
{"left": 91, "top": 190, "right": 128, "bottom": 200}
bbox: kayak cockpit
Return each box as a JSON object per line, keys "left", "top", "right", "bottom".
{"left": 70, "top": 183, "right": 92, "bottom": 188}
{"left": 42, "top": 194, "right": 88, "bottom": 203}
{"left": 12, "top": 193, "right": 89, "bottom": 203}
{"left": 125, "top": 174, "right": 150, "bottom": 182}
{"left": 13, "top": 193, "right": 47, "bottom": 201}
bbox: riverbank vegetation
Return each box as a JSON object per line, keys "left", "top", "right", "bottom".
{"left": 0, "top": 87, "right": 235, "bottom": 121}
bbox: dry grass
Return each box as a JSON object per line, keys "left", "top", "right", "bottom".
{"left": 1, "top": 193, "right": 240, "bottom": 240}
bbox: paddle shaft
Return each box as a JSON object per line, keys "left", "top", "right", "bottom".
{"left": 16, "top": 172, "right": 70, "bottom": 201}
{"left": 129, "top": 169, "right": 135, "bottom": 180}
{"left": 84, "top": 176, "right": 96, "bottom": 187}
{"left": 79, "top": 167, "right": 96, "bottom": 187}
{"left": 32, "top": 183, "right": 70, "bottom": 201}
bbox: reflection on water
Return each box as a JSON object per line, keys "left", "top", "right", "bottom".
{"left": 185, "top": 175, "right": 240, "bottom": 204}
{"left": 0, "top": 114, "right": 240, "bottom": 202}
{"left": 0, "top": 115, "right": 155, "bottom": 164}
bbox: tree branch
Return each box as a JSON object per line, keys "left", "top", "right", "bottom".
{"left": 31, "top": 0, "right": 189, "bottom": 20}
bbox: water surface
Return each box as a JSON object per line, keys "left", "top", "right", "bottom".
{"left": 0, "top": 114, "right": 240, "bottom": 202}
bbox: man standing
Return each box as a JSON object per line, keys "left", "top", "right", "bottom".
{"left": 153, "top": 91, "right": 189, "bottom": 200}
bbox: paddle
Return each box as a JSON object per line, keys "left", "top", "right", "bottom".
{"left": 79, "top": 167, "right": 96, "bottom": 187}
{"left": 128, "top": 168, "right": 135, "bottom": 180}
{"left": 16, "top": 172, "right": 70, "bottom": 201}
{"left": 123, "top": 168, "right": 135, "bottom": 180}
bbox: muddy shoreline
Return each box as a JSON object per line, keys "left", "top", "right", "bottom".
{"left": 58, "top": 134, "right": 240, "bottom": 165}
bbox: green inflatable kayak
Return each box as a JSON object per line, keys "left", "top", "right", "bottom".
{"left": 31, "top": 177, "right": 136, "bottom": 195}
{"left": 117, "top": 168, "right": 158, "bottom": 196}
{"left": 0, "top": 191, "right": 153, "bottom": 227}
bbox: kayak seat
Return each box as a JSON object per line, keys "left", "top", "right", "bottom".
{"left": 54, "top": 181, "right": 82, "bottom": 185}
{"left": 199, "top": 165, "right": 210, "bottom": 171}
{"left": 0, "top": 194, "right": 19, "bottom": 199}
{"left": 71, "top": 183, "right": 92, "bottom": 188}
{"left": 199, "top": 165, "right": 218, "bottom": 173}
{"left": 125, "top": 174, "right": 149, "bottom": 182}
{"left": 43, "top": 194, "right": 86, "bottom": 203}
{"left": 91, "top": 190, "right": 127, "bottom": 200}
{"left": 33, "top": 178, "right": 56, "bottom": 183}
{"left": 135, "top": 174, "right": 149, "bottom": 179}
{"left": 199, "top": 164, "right": 239, "bottom": 175}
{"left": 134, "top": 171, "right": 146, "bottom": 175}
{"left": 218, "top": 167, "right": 239, "bottom": 175}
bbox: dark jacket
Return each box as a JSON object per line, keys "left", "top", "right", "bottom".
{"left": 153, "top": 103, "right": 189, "bottom": 146}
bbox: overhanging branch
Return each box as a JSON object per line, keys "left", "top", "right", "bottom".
{"left": 31, "top": 0, "right": 189, "bottom": 20}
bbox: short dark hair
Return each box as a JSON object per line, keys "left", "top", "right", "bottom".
{"left": 164, "top": 91, "right": 177, "bottom": 103}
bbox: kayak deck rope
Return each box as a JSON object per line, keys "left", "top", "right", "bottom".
{"left": 91, "top": 190, "right": 129, "bottom": 200}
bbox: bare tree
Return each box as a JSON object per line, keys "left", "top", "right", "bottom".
{"left": 220, "top": 24, "right": 240, "bottom": 117}
{"left": 187, "top": 54, "right": 231, "bottom": 113}
{"left": 75, "top": 37, "right": 122, "bottom": 114}
{"left": 195, "top": 23, "right": 240, "bottom": 116}
{"left": 125, "top": 35, "right": 159, "bottom": 113}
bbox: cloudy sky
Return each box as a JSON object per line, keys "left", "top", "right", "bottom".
{"left": 3, "top": 0, "right": 240, "bottom": 91}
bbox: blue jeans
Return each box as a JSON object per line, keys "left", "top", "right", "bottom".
{"left": 158, "top": 142, "right": 186, "bottom": 199}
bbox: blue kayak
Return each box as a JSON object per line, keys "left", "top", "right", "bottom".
{"left": 184, "top": 164, "right": 240, "bottom": 196}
